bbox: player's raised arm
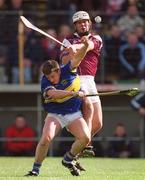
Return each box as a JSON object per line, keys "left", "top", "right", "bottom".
{"left": 61, "top": 37, "right": 94, "bottom": 65}
{"left": 45, "top": 88, "right": 84, "bottom": 99}
{"left": 67, "top": 36, "right": 92, "bottom": 69}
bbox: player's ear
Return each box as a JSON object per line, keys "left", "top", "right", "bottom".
{"left": 73, "top": 23, "right": 77, "bottom": 31}
{"left": 57, "top": 69, "right": 61, "bottom": 75}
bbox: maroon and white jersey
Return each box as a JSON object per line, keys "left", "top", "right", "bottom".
{"left": 60, "top": 33, "right": 103, "bottom": 76}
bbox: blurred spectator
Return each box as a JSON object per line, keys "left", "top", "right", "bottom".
{"left": 0, "top": 0, "right": 6, "bottom": 8}
{"left": 136, "top": 0, "right": 145, "bottom": 14}
{"left": 0, "top": 46, "right": 7, "bottom": 83}
{"left": 117, "top": 5, "right": 144, "bottom": 36}
{"left": 104, "top": 24, "right": 124, "bottom": 82}
{"left": 58, "top": 24, "right": 72, "bottom": 42}
{"left": 7, "top": 35, "right": 33, "bottom": 84}
{"left": 0, "top": 0, "right": 8, "bottom": 83}
{"left": 77, "top": 0, "right": 102, "bottom": 11}
{"left": 4, "top": 114, "right": 36, "bottom": 156}
{"left": 41, "top": 28, "right": 60, "bottom": 63}
{"left": 68, "top": 1, "right": 77, "bottom": 24}
{"left": 105, "top": 0, "right": 125, "bottom": 14}
{"left": 8, "top": 0, "right": 33, "bottom": 11}
{"left": 119, "top": 31, "right": 145, "bottom": 80}
{"left": 0, "top": 129, "right": 3, "bottom": 156}
{"left": 47, "top": 0, "right": 70, "bottom": 10}
{"left": 8, "top": 0, "right": 23, "bottom": 10}
{"left": 7, "top": 24, "right": 44, "bottom": 84}
{"left": 121, "top": 0, "right": 145, "bottom": 14}
{"left": 76, "top": 0, "right": 93, "bottom": 10}
{"left": 47, "top": 0, "right": 71, "bottom": 26}
{"left": 6, "top": 0, "right": 24, "bottom": 42}
{"left": 135, "top": 26, "right": 145, "bottom": 44}
{"left": 107, "top": 123, "right": 134, "bottom": 158}
{"left": 96, "top": 0, "right": 125, "bottom": 23}
{"left": 131, "top": 92, "right": 145, "bottom": 116}
{"left": 130, "top": 92, "right": 145, "bottom": 157}
{"left": 24, "top": 28, "right": 45, "bottom": 83}
{"left": 0, "top": 0, "right": 8, "bottom": 44}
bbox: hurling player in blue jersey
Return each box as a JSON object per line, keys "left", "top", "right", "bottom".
{"left": 26, "top": 37, "right": 94, "bottom": 176}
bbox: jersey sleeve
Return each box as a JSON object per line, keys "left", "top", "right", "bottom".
{"left": 41, "top": 76, "right": 55, "bottom": 98}
{"left": 61, "top": 61, "right": 77, "bottom": 75}
{"left": 92, "top": 35, "right": 103, "bottom": 53}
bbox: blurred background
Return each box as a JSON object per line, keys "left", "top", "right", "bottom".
{"left": 0, "top": 0, "right": 145, "bottom": 158}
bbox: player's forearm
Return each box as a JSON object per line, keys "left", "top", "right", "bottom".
{"left": 71, "top": 38, "right": 94, "bottom": 68}
{"left": 74, "top": 44, "right": 88, "bottom": 60}
{"left": 61, "top": 40, "right": 94, "bottom": 66}
{"left": 46, "top": 89, "right": 77, "bottom": 99}
{"left": 76, "top": 41, "right": 94, "bottom": 52}
{"left": 71, "top": 44, "right": 89, "bottom": 68}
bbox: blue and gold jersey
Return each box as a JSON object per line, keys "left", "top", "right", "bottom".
{"left": 41, "top": 62, "right": 82, "bottom": 115}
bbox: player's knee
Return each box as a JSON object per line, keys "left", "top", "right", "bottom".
{"left": 86, "top": 99, "right": 93, "bottom": 111}
{"left": 92, "top": 119, "right": 103, "bottom": 135}
{"left": 83, "top": 98, "right": 94, "bottom": 114}
{"left": 81, "top": 133, "right": 91, "bottom": 146}
{"left": 40, "top": 135, "right": 52, "bottom": 146}
{"left": 84, "top": 134, "right": 91, "bottom": 146}
{"left": 97, "top": 119, "right": 103, "bottom": 130}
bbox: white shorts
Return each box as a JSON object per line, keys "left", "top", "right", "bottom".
{"left": 80, "top": 75, "right": 100, "bottom": 103}
{"left": 46, "top": 111, "right": 83, "bottom": 128}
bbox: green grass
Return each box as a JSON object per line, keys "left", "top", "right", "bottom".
{"left": 0, "top": 157, "right": 145, "bottom": 180}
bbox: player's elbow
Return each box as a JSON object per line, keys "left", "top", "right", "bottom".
{"left": 87, "top": 41, "right": 94, "bottom": 51}
{"left": 47, "top": 90, "right": 57, "bottom": 99}
{"left": 49, "top": 94, "right": 57, "bottom": 99}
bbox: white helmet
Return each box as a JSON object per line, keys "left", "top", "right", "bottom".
{"left": 72, "top": 11, "right": 90, "bottom": 23}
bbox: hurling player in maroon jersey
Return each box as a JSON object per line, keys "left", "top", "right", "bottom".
{"left": 60, "top": 11, "right": 103, "bottom": 156}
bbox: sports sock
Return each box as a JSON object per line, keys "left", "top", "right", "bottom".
{"left": 64, "top": 152, "right": 75, "bottom": 162}
{"left": 32, "top": 162, "right": 41, "bottom": 174}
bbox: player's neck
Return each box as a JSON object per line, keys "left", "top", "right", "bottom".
{"left": 74, "top": 32, "right": 90, "bottom": 37}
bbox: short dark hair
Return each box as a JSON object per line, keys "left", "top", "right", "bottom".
{"left": 116, "top": 123, "right": 124, "bottom": 127}
{"left": 41, "top": 60, "right": 60, "bottom": 75}
{"left": 15, "top": 114, "right": 25, "bottom": 119}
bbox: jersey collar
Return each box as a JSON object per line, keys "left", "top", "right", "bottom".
{"left": 74, "top": 32, "right": 91, "bottom": 38}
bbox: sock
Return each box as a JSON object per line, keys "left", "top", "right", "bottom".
{"left": 85, "top": 145, "right": 93, "bottom": 149}
{"left": 64, "top": 152, "right": 75, "bottom": 162}
{"left": 32, "top": 162, "right": 41, "bottom": 174}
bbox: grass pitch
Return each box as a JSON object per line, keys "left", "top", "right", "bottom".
{"left": 0, "top": 157, "right": 145, "bottom": 180}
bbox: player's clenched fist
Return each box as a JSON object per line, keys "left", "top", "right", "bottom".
{"left": 65, "top": 45, "right": 77, "bottom": 59}
{"left": 81, "top": 36, "right": 89, "bottom": 47}
{"left": 72, "top": 91, "right": 86, "bottom": 98}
